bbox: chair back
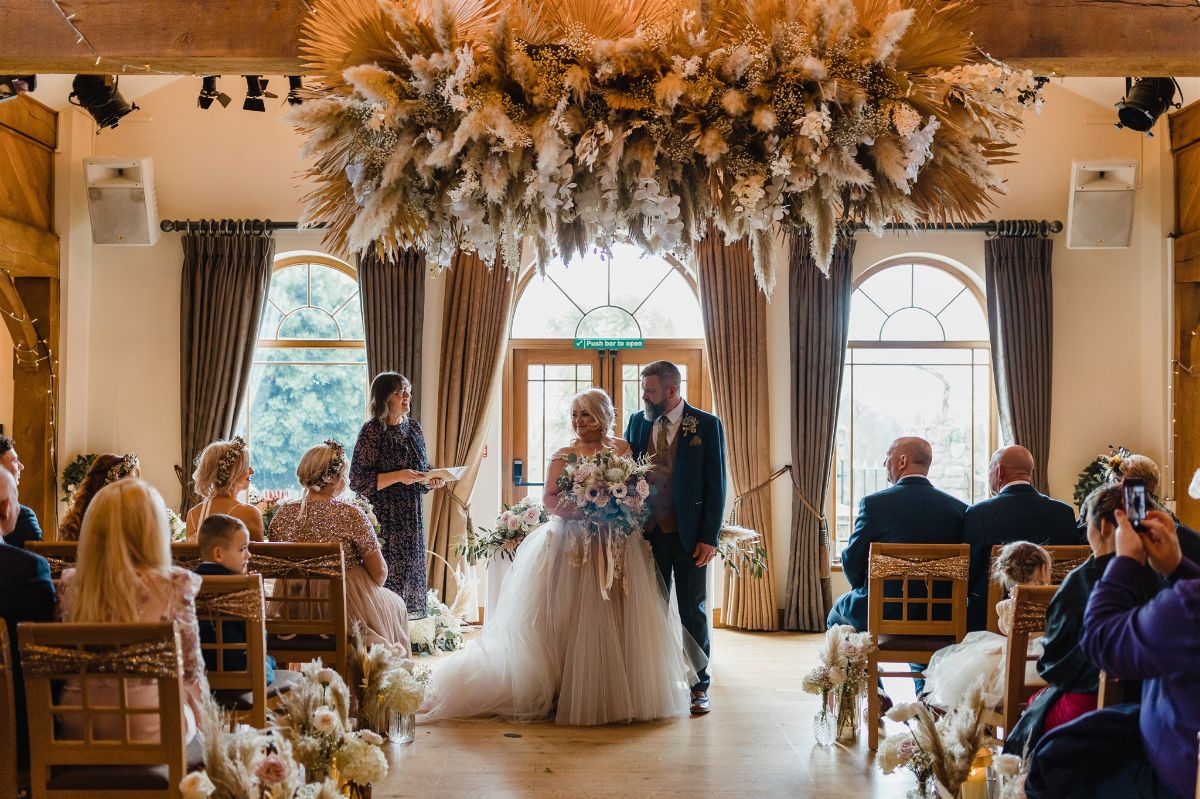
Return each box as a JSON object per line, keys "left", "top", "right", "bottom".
{"left": 1097, "top": 670, "right": 1130, "bottom": 709}
{"left": 867, "top": 543, "right": 969, "bottom": 642}
{"left": 996, "top": 583, "right": 1057, "bottom": 735}
{"left": 252, "top": 543, "right": 348, "bottom": 679}
{"left": 195, "top": 574, "right": 268, "bottom": 727}
{"left": 0, "top": 620, "right": 18, "bottom": 799}
{"left": 986, "top": 545, "right": 1090, "bottom": 633}
{"left": 19, "top": 622, "right": 187, "bottom": 799}
{"left": 24, "top": 542, "right": 79, "bottom": 584}
{"left": 168, "top": 544, "right": 203, "bottom": 572}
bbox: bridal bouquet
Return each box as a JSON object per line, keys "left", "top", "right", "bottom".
{"left": 803, "top": 625, "right": 874, "bottom": 744}
{"left": 456, "top": 498, "right": 548, "bottom": 564}
{"left": 554, "top": 451, "right": 652, "bottom": 535}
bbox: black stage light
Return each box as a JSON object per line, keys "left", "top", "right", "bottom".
{"left": 243, "top": 75, "right": 276, "bottom": 112}
{"left": 70, "top": 75, "right": 138, "bottom": 130}
{"left": 286, "top": 76, "right": 304, "bottom": 105}
{"left": 1115, "top": 78, "right": 1182, "bottom": 134}
{"left": 198, "top": 76, "right": 231, "bottom": 110}
{"left": 0, "top": 75, "right": 35, "bottom": 103}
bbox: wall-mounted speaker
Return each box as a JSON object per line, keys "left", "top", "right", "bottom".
{"left": 1066, "top": 160, "right": 1137, "bottom": 249}
{"left": 83, "top": 157, "right": 159, "bottom": 245}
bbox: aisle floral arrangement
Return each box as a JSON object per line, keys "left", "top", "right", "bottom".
{"left": 456, "top": 497, "right": 548, "bottom": 563}
{"left": 293, "top": 0, "right": 1045, "bottom": 293}
{"left": 717, "top": 523, "right": 769, "bottom": 577}
{"left": 555, "top": 451, "right": 652, "bottom": 534}
{"left": 410, "top": 589, "right": 467, "bottom": 654}
{"left": 803, "top": 624, "right": 873, "bottom": 743}
{"left": 354, "top": 634, "right": 431, "bottom": 737}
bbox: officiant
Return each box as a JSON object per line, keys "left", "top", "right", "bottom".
{"left": 350, "top": 372, "right": 444, "bottom": 617}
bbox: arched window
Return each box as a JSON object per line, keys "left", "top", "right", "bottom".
{"left": 832, "top": 257, "right": 995, "bottom": 558}
{"left": 238, "top": 252, "right": 368, "bottom": 493}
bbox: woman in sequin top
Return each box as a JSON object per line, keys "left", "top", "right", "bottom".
{"left": 349, "top": 372, "right": 444, "bottom": 616}
{"left": 270, "top": 441, "right": 410, "bottom": 652}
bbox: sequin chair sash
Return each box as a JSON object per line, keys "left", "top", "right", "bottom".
{"left": 196, "top": 574, "right": 276, "bottom": 727}
{"left": 984, "top": 583, "right": 1058, "bottom": 740}
{"left": 865, "top": 543, "right": 971, "bottom": 750}
{"left": 25, "top": 542, "right": 80, "bottom": 582}
{"left": 17, "top": 622, "right": 189, "bottom": 797}
{"left": 985, "top": 545, "right": 1091, "bottom": 634}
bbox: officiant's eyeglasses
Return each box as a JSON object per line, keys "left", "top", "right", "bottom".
{"left": 392, "top": 387, "right": 412, "bottom": 398}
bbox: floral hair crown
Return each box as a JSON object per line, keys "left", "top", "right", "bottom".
{"left": 308, "top": 439, "right": 346, "bottom": 489}
{"left": 104, "top": 453, "right": 139, "bottom": 484}
{"left": 214, "top": 437, "right": 247, "bottom": 487}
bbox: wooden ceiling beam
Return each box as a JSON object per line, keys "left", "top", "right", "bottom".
{"left": 0, "top": 0, "right": 1196, "bottom": 77}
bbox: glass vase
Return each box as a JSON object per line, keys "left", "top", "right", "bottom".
{"left": 813, "top": 709, "right": 836, "bottom": 746}
{"left": 341, "top": 783, "right": 372, "bottom": 799}
{"left": 388, "top": 711, "right": 416, "bottom": 744}
{"left": 833, "top": 684, "right": 860, "bottom": 744}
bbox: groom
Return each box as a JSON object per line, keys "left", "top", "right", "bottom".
{"left": 626, "top": 360, "right": 727, "bottom": 714}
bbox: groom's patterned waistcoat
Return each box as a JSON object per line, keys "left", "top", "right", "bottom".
{"left": 646, "top": 423, "right": 680, "bottom": 534}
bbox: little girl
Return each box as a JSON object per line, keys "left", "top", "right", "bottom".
{"left": 923, "top": 541, "right": 1053, "bottom": 709}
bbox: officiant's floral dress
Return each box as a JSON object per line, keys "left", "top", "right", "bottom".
{"left": 350, "top": 417, "right": 431, "bottom": 615}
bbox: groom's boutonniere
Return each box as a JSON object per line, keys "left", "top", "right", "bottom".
{"left": 681, "top": 415, "right": 700, "bottom": 445}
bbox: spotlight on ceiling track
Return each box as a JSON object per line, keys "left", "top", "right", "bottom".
{"left": 1115, "top": 77, "right": 1182, "bottom": 135}
{"left": 198, "top": 75, "right": 231, "bottom": 110}
{"left": 0, "top": 75, "right": 35, "bottom": 103}
{"left": 286, "top": 76, "right": 304, "bottom": 106}
{"left": 243, "top": 75, "right": 276, "bottom": 112}
{"left": 70, "top": 75, "right": 138, "bottom": 130}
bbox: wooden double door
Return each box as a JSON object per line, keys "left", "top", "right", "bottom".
{"left": 503, "top": 340, "right": 707, "bottom": 503}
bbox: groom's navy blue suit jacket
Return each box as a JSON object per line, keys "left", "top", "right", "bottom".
{"left": 626, "top": 402, "right": 727, "bottom": 552}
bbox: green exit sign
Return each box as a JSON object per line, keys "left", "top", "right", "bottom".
{"left": 574, "top": 338, "right": 644, "bottom": 350}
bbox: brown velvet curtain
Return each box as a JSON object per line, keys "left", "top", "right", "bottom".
{"left": 358, "top": 248, "right": 427, "bottom": 416}
{"left": 426, "top": 253, "right": 517, "bottom": 604}
{"left": 784, "top": 233, "right": 855, "bottom": 630}
{"left": 177, "top": 225, "right": 275, "bottom": 509}
{"left": 697, "top": 235, "right": 779, "bottom": 631}
{"left": 985, "top": 237, "right": 1054, "bottom": 492}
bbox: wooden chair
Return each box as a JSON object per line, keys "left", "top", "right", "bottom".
{"left": 168, "top": 544, "right": 203, "bottom": 573}
{"left": 1194, "top": 731, "right": 1199, "bottom": 799}
{"left": 985, "top": 545, "right": 1090, "bottom": 633}
{"left": 984, "top": 584, "right": 1057, "bottom": 739}
{"left": 196, "top": 574, "right": 299, "bottom": 728}
{"left": 866, "top": 543, "right": 970, "bottom": 750}
{"left": 19, "top": 622, "right": 201, "bottom": 799}
{"left": 24, "top": 542, "right": 80, "bottom": 584}
{"left": 1096, "top": 670, "right": 1130, "bottom": 709}
{"left": 253, "top": 543, "right": 348, "bottom": 680}
{"left": 0, "top": 619, "right": 21, "bottom": 799}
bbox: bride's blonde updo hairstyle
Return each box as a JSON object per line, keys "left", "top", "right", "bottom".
{"left": 571, "top": 388, "right": 615, "bottom": 437}
{"left": 193, "top": 437, "right": 251, "bottom": 498}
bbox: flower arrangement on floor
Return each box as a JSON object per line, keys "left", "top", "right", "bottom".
{"left": 803, "top": 624, "right": 874, "bottom": 744}
{"left": 456, "top": 497, "right": 549, "bottom": 564}
{"left": 1072, "top": 444, "right": 1130, "bottom": 509}
{"left": 410, "top": 589, "right": 466, "bottom": 655}
{"left": 876, "top": 682, "right": 994, "bottom": 798}
{"left": 717, "top": 523, "right": 769, "bottom": 577}
{"left": 555, "top": 451, "right": 652, "bottom": 534}
{"left": 294, "top": 0, "right": 1044, "bottom": 293}
{"left": 60, "top": 453, "right": 96, "bottom": 504}
{"left": 353, "top": 632, "right": 431, "bottom": 741}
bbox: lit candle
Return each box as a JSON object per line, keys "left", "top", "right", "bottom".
{"left": 961, "top": 747, "right": 991, "bottom": 799}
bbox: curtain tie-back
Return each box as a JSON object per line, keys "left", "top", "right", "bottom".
{"left": 869, "top": 554, "right": 969, "bottom": 581}
{"left": 729, "top": 464, "right": 793, "bottom": 526}
{"left": 196, "top": 588, "right": 264, "bottom": 621}
{"left": 21, "top": 639, "right": 182, "bottom": 678}
{"left": 250, "top": 553, "right": 343, "bottom": 579}
{"left": 442, "top": 488, "right": 475, "bottom": 549}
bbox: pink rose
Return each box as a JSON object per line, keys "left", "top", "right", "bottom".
{"left": 841, "top": 642, "right": 862, "bottom": 659}
{"left": 897, "top": 737, "right": 917, "bottom": 761}
{"left": 635, "top": 480, "right": 650, "bottom": 499}
{"left": 522, "top": 507, "right": 541, "bottom": 525}
{"left": 506, "top": 515, "right": 523, "bottom": 531}
{"left": 255, "top": 755, "right": 290, "bottom": 785}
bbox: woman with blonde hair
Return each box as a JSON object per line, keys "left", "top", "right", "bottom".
{"left": 57, "top": 452, "right": 140, "bottom": 541}
{"left": 185, "top": 436, "right": 264, "bottom": 540}
{"left": 269, "top": 440, "right": 410, "bottom": 652}
{"left": 57, "top": 479, "right": 207, "bottom": 742}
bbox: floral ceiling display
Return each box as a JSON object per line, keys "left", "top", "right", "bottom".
{"left": 293, "top": 0, "right": 1043, "bottom": 293}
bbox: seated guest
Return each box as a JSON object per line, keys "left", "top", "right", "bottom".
{"left": 828, "top": 436, "right": 968, "bottom": 632}
{"left": 58, "top": 452, "right": 140, "bottom": 541}
{"left": 964, "top": 445, "right": 1080, "bottom": 631}
{"left": 0, "top": 436, "right": 42, "bottom": 548}
{"left": 58, "top": 479, "right": 207, "bottom": 743}
{"left": 194, "top": 513, "right": 275, "bottom": 684}
{"left": 1111, "top": 452, "right": 1200, "bottom": 566}
{"left": 0, "top": 469, "right": 56, "bottom": 767}
{"left": 924, "top": 542, "right": 1052, "bottom": 709}
{"left": 186, "top": 437, "right": 264, "bottom": 541}
{"left": 1003, "top": 484, "right": 1161, "bottom": 756}
{"left": 269, "top": 440, "right": 410, "bottom": 653}
{"left": 1025, "top": 509, "right": 1199, "bottom": 799}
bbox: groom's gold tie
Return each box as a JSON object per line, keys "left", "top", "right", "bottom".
{"left": 655, "top": 416, "right": 668, "bottom": 454}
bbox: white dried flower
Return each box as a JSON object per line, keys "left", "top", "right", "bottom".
{"left": 994, "top": 753, "right": 1022, "bottom": 777}
{"left": 752, "top": 106, "right": 778, "bottom": 132}
{"left": 179, "top": 771, "right": 216, "bottom": 799}
{"left": 721, "top": 89, "right": 748, "bottom": 117}
{"left": 885, "top": 702, "right": 922, "bottom": 723}
{"left": 317, "top": 667, "right": 337, "bottom": 685}
{"left": 891, "top": 102, "right": 921, "bottom": 136}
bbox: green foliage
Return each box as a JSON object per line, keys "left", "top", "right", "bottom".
{"left": 60, "top": 453, "right": 97, "bottom": 503}
{"left": 1073, "top": 445, "right": 1129, "bottom": 510}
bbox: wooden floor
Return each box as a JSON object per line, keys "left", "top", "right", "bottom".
{"left": 374, "top": 629, "right": 916, "bottom": 798}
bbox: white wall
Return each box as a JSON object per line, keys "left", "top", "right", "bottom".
{"left": 56, "top": 80, "right": 1176, "bottom": 612}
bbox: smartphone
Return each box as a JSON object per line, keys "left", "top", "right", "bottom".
{"left": 1122, "top": 478, "right": 1148, "bottom": 528}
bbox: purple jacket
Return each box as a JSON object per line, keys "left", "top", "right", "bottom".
{"left": 1081, "top": 555, "right": 1200, "bottom": 799}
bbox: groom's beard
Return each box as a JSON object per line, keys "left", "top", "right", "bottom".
{"left": 644, "top": 399, "right": 666, "bottom": 421}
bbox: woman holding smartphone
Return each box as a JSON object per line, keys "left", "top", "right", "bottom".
{"left": 350, "top": 372, "right": 444, "bottom": 616}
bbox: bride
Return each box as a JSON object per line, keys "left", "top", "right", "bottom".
{"left": 420, "top": 388, "right": 698, "bottom": 726}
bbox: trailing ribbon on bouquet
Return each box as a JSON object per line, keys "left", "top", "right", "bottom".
{"left": 868, "top": 554, "right": 969, "bottom": 581}
{"left": 21, "top": 638, "right": 182, "bottom": 678}
{"left": 592, "top": 523, "right": 627, "bottom": 601}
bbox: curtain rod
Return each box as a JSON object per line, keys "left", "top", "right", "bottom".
{"left": 159, "top": 219, "right": 326, "bottom": 233}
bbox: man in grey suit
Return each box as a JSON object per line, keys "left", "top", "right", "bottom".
{"left": 828, "top": 437, "right": 968, "bottom": 632}
{"left": 964, "top": 445, "right": 1080, "bottom": 631}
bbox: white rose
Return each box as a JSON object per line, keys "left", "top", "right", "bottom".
{"left": 358, "top": 729, "right": 384, "bottom": 746}
{"left": 522, "top": 507, "right": 541, "bottom": 525}
{"left": 179, "top": 771, "right": 216, "bottom": 799}
{"left": 313, "top": 706, "right": 340, "bottom": 734}
{"left": 993, "top": 753, "right": 1022, "bottom": 777}
{"left": 506, "top": 515, "right": 523, "bottom": 531}
{"left": 885, "top": 702, "right": 922, "bottom": 723}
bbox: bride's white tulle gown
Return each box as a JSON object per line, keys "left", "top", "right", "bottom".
{"left": 420, "top": 516, "right": 699, "bottom": 726}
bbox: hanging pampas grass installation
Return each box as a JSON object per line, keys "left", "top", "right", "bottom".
{"left": 292, "top": 0, "right": 1043, "bottom": 294}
